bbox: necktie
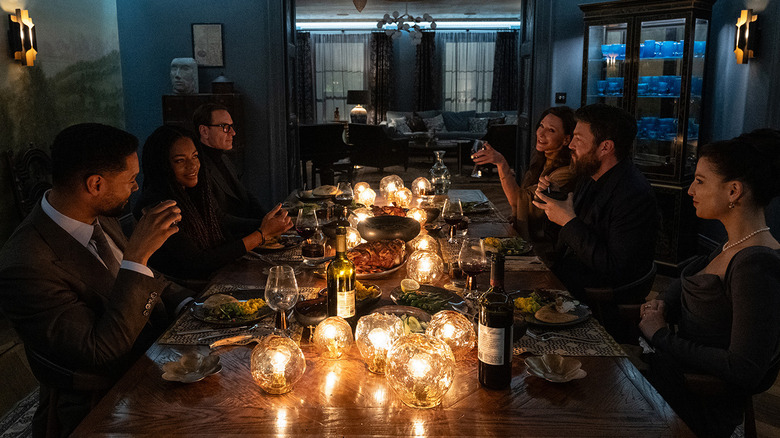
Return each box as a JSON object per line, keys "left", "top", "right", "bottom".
{"left": 91, "top": 222, "right": 120, "bottom": 276}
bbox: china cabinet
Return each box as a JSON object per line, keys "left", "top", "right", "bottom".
{"left": 580, "top": 0, "right": 715, "bottom": 270}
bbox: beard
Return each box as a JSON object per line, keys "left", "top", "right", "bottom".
{"left": 100, "top": 198, "right": 129, "bottom": 218}
{"left": 572, "top": 147, "right": 601, "bottom": 177}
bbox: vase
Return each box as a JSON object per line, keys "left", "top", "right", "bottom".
{"left": 429, "top": 150, "right": 451, "bottom": 195}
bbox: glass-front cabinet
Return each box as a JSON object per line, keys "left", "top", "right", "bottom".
{"left": 581, "top": 0, "right": 715, "bottom": 184}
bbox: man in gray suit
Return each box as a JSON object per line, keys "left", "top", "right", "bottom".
{"left": 192, "top": 103, "right": 291, "bottom": 239}
{"left": 0, "top": 123, "right": 191, "bottom": 437}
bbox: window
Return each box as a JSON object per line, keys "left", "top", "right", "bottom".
{"left": 439, "top": 32, "right": 496, "bottom": 112}
{"left": 312, "top": 33, "right": 370, "bottom": 122}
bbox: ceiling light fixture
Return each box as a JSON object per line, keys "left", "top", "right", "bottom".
{"left": 376, "top": 3, "right": 436, "bottom": 45}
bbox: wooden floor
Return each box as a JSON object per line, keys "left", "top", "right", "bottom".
{"left": 349, "top": 158, "right": 780, "bottom": 437}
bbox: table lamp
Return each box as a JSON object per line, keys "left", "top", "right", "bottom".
{"left": 347, "top": 90, "right": 369, "bottom": 124}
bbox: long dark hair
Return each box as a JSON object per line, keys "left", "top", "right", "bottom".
{"left": 141, "top": 125, "right": 225, "bottom": 249}
{"left": 521, "top": 106, "right": 576, "bottom": 188}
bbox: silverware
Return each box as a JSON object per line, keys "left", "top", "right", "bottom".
{"left": 209, "top": 334, "right": 258, "bottom": 349}
{"left": 527, "top": 331, "right": 602, "bottom": 344}
{"left": 192, "top": 323, "right": 259, "bottom": 340}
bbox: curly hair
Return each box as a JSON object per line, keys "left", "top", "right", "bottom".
{"left": 141, "top": 125, "right": 225, "bottom": 249}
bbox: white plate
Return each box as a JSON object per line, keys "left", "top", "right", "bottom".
{"left": 162, "top": 352, "right": 222, "bottom": 383}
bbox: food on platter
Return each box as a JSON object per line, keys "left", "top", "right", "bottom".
{"left": 347, "top": 239, "right": 405, "bottom": 274}
{"left": 356, "top": 280, "right": 380, "bottom": 301}
{"left": 394, "top": 288, "right": 451, "bottom": 314}
{"left": 534, "top": 303, "right": 579, "bottom": 324}
{"left": 370, "top": 204, "right": 407, "bottom": 217}
{"left": 400, "top": 314, "right": 428, "bottom": 334}
{"left": 514, "top": 289, "right": 573, "bottom": 314}
{"left": 203, "top": 294, "right": 239, "bottom": 310}
{"left": 201, "top": 294, "right": 267, "bottom": 321}
{"left": 313, "top": 185, "right": 339, "bottom": 196}
{"left": 483, "top": 236, "right": 532, "bottom": 256}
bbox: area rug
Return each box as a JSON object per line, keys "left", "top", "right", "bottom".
{"left": 0, "top": 389, "right": 36, "bottom": 438}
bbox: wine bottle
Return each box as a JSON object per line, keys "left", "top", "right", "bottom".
{"left": 327, "top": 226, "right": 357, "bottom": 325}
{"left": 478, "top": 253, "right": 512, "bottom": 389}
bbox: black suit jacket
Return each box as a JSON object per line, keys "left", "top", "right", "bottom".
{"left": 553, "top": 158, "right": 659, "bottom": 298}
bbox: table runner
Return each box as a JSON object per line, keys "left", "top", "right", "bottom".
{"left": 438, "top": 238, "right": 549, "bottom": 272}
{"left": 514, "top": 318, "right": 626, "bottom": 357}
{"left": 157, "top": 284, "right": 317, "bottom": 345}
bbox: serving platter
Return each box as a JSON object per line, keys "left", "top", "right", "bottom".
{"left": 389, "top": 285, "right": 464, "bottom": 314}
{"left": 293, "top": 283, "right": 382, "bottom": 327}
{"left": 509, "top": 290, "right": 591, "bottom": 328}
{"left": 190, "top": 290, "right": 274, "bottom": 326}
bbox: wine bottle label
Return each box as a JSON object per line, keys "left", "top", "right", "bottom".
{"left": 337, "top": 289, "right": 356, "bottom": 318}
{"left": 478, "top": 324, "right": 511, "bottom": 365}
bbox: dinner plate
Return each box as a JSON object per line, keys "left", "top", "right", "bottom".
{"left": 389, "top": 285, "right": 465, "bottom": 315}
{"left": 293, "top": 283, "right": 382, "bottom": 327}
{"left": 161, "top": 352, "right": 222, "bottom": 383}
{"left": 510, "top": 290, "right": 591, "bottom": 327}
{"left": 255, "top": 235, "right": 300, "bottom": 252}
{"left": 190, "top": 290, "right": 274, "bottom": 326}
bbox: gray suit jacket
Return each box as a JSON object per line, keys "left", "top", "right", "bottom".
{"left": 0, "top": 203, "right": 186, "bottom": 377}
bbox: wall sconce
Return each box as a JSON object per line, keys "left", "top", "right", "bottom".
{"left": 8, "top": 9, "right": 37, "bottom": 66}
{"left": 735, "top": 9, "right": 758, "bottom": 64}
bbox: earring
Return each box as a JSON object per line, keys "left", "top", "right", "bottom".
{"left": 728, "top": 202, "right": 735, "bottom": 209}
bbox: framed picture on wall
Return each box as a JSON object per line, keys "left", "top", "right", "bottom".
{"left": 192, "top": 23, "right": 224, "bottom": 67}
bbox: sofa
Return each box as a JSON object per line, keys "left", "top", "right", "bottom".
{"left": 383, "top": 109, "right": 518, "bottom": 141}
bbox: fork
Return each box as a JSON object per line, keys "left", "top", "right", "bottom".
{"left": 527, "top": 331, "right": 602, "bottom": 344}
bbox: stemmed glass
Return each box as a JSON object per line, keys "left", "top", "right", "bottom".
{"left": 264, "top": 265, "right": 299, "bottom": 332}
{"left": 442, "top": 198, "right": 464, "bottom": 244}
{"left": 471, "top": 140, "right": 487, "bottom": 178}
{"left": 296, "top": 208, "right": 324, "bottom": 265}
{"left": 334, "top": 181, "right": 354, "bottom": 220}
{"left": 459, "top": 238, "right": 488, "bottom": 300}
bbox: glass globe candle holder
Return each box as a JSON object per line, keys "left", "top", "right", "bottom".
{"left": 355, "top": 313, "right": 404, "bottom": 374}
{"left": 357, "top": 187, "right": 376, "bottom": 206}
{"left": 394, "top": 187, "right": 413, "bottom": 208}
{"left": 313, "top": 316, "right": 354, "bottom": 360}
{"left": 410, "top": 234, "right": 438, "bottom": 252}
{"left": 345, "top": 226, "right": 363, "bottom": 250}
{"left": 349, "top": 207, "right": 374, "bottom": 227}
{"left": 407, "top": 207, "right": 427, "bottom": 226}
{"left": 385, "top": 333, "right": 456, "bottom": 409}
{"left": 353, "top": 182, "right": 371, "bottom": 197}
{"left": 250, "top": 335, "right": 306, "bottom": 395}
{"left": 411, "top": 177, "right": 433, "bottom": 197}
{"left": 425, "top": 310, "right": 476, "bottom": 360}
{"left": 379, "top": 175, "right": 404, "bottom": 201}
{"left": 407, "top": 250, "right": 445, "bottom": 285}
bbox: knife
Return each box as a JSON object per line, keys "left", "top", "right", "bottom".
{"left": 209, "top": 334, "right": 259, "bottom": 349}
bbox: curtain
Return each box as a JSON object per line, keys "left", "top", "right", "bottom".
{"left": 296, "top": 32, "right": 315, "bottom": 125}
{"left": 368, "top": 32, "right": 394, "bottom": 124}
{"left": 414, "top": 32, "right": 439, "bottom": 111}
{"left": 437, "top": 31, "right": 496, "bottom": 112}
{"left": 490, "top": 31, "right": 518, "bottom": 111}
{"left": 312, "top": 33, "right": 371, "bottom": 123}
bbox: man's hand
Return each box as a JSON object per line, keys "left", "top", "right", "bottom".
{"left": 124, "top": 200, "right": 181, "bottom": 265}
{"left": 532, "top": 176, "right": 576, "bottom": 226}
{"left": 260, "top": 204, "right": 293, "bottom": 239}
{"left": 639, "top": 300, "right": 666, "bottom": 339}
{"left": 471, "top": 143, "right": 507, "bottom": 167}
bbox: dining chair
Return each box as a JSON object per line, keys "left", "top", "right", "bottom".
{"left": 5, "top": 147, "right": 52, "bottom": 220}
{"left": 348, "top": 123, "right": 408, "bottom": 172}
{"left": 584, "top": 262, "right": 657, "bottom": 344}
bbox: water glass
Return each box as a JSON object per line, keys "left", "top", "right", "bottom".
{"left": 264, "top": 265, "right": 299, "bottom": 331}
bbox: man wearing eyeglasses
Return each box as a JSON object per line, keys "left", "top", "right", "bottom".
{"left": 193, "top": 103, "right": 289, "bottom": 236}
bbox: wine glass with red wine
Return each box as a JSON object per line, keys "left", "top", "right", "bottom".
{"left": 459, "top": 238, "right": 487, "bottom": 300}
{"left": 442, "top": 198, "right": 464, "bottom": 244}
{"left": 334, "top": 182, "right": 354, "bottom": 206}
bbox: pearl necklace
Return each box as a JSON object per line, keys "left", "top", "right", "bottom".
{"left": 722, "top": 227, "right": 771, "bottom": 252}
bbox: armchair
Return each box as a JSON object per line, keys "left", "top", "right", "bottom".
{"left": 348, "top": 123, "right": 408, "bottom": 172}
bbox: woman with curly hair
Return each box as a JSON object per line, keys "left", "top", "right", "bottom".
{"left": 134, "top": 125, "right": 290, "bottom": 280}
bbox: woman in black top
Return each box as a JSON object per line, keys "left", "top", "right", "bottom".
{"left": 135, "top": 125, "right": 291, "bottom": 280}
{"left": 639, "top": 129, "right": 780, "bottom": 437}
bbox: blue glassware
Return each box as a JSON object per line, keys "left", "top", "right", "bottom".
{"left": 670, "top": 76, "right": 682, "bottom": 96}
{"left": 693, "top": 41, "right": 706, "bottom": 57}
{"left": 662, "top": 41, "right": 675, "bottom": 58}
{"left": 601, "top": 44, "right": 610, "bottom": 59}
{"left": 597, "top": 80, "right": 608, "bottom": 96}
{"left": 643, "top": 40, "right": 655, "bottom": 58}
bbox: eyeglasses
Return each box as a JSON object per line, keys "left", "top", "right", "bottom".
{"left": 205, "top": 123, "right": 236, "bottom": 133}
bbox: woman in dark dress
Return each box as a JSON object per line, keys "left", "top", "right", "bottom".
{"left": 135, "top": 125, "right": 291, "bottom": 280}
{"left": 471, "top": 106, "right": 577, "bottom": 260}
{"left": 639, "top": 129, "right": 780, "bottom": 437}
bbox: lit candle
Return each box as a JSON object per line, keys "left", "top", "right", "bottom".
{"left": 313, "top": 316, "right": 354, "bottom": 360}
{"left": 412, "top": 177, "right": 432, "bottom": 197}
{"left": 345, "top": 226, "right": 363, "bottom": 249}
{"left": 251, "top": 335, "right": 306, "bottom": 394}
{"left": 407, "top": 250, "right": 444, "bottom": 285}
{"left": 425, "top": 310, "right": 475, "bottom": 360}
{"left": 380, "top": 175, "right": 404, "bottom": 201}
{"left": 385, "top": 334, "right": 456, "bottom": 408}
{"left": 407, "top": 207, "right": 426, "bottom": 225}
{"left": 354, "top": 182, "right": 371, "bottom": 195}
{"left": 357, "top": 188, "right": 376, "bottom": 206}
{"left": 271, "top": 349, "right": 290, "bottom": 388}
{"left": 411, "top": 234, "right": 438, "bottom": 252}
{"left": 355, "top": 313, "right": 404, "bottom": 374}
{"left": 394, "top": 187, "right": 413, "bottom": 208}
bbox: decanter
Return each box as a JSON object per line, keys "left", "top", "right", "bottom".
{"left": 429, "top": 150, "right": 451, "bottom": 195}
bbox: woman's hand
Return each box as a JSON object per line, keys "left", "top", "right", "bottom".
{"left": 639, "top": 299, "right": 667, "bottom": 339}
{"left": 471, "top": 143, "right": 507, "bottom": 167}
{"left": 259, "top": 204, "right": 293, "bottom": 239}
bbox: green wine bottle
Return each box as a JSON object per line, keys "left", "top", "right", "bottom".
{"left": 478, "top": 253, "right": 512, "bottom": 389}
{"left": 327, "top": 226, "right": 357, "bottom": 325}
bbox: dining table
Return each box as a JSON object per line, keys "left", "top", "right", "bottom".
{"left": 72, "top": 189, "right": 693, "bottom": 437}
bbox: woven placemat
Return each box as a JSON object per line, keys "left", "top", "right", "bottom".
{"left": 158, "top": 285, "right": 318, "bottom": 346}
{"left": 437, "top": 238, "right": 548, "bottom": 272}
{"left": 514, "top": 318, "right": 626, "bottom": 357}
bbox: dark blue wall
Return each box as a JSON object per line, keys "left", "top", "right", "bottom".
{"left": 116, "top": 1, "right": 291, "bottom": 208}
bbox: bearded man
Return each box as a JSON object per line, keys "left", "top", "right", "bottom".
{"left": 533, "top": 104, "right": 659, "bottom": 340}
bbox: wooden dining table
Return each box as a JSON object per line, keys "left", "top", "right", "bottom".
{"left": 72, "top": 190, "right": 693, "bottom": 437}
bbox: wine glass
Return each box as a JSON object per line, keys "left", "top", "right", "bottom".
{"left": 459, "top": 238, "right": 488, "bottom": 300}
{"left": 296, "top": 209, "right": 324, "bottom": 265}
{"left": 264, "top": 265, "right": 299, "bottom": 332}
{"left": 441, "top": 198, "right": 464, "bottom": 244}
{"left": 335, "top": 182, "right": 354, "bottom": 221}
{"left": 471, "top": 140, "right": 487, "bottom": 178}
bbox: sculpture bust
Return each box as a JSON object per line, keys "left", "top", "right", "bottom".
{"left": 170, "top": 58, "right": 198, "bottom": 94}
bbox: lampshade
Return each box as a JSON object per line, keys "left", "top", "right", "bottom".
{"left": 347, "top": 90, "right": 370, "bottom": 105}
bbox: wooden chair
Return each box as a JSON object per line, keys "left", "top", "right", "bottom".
{"left": 584, "top": 263, "right": 657, "bottom": 344}
{"left": 299, "top": 123, "right": 352, "bottom": 186}
{"left": 348, "top": 123, "right": 408, "bottom": 172}
{"left": 5, "top": 147, "right": 52, "bottom": 220}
